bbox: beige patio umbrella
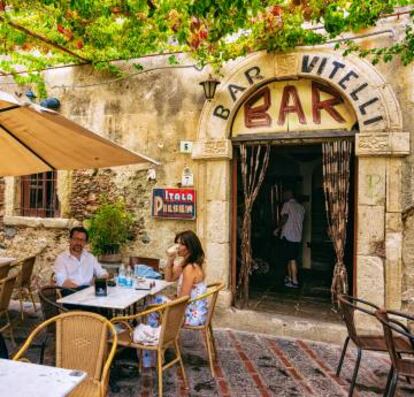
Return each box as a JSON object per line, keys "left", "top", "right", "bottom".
{"left": 0, "top": 91, "right": 158, "bottom": 176}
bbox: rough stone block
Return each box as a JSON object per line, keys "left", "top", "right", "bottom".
{"left": 385, "top": 232, "right": 402, "bottom": 309}
{"left": 4, "top": 177, "right": 15, "bottom": 217}
{"left": 57, "top": 170, "right": 72, "bottom": 218}
{"left": 386, "top": 212, "right": 402, "bottom": 233}
{"left": 356, "top": 205, "right": 384, "bottom": 255}
{"left": 204, "top": 242, "right": 230, "bottom": 285}
{"left": 356, "top": 255, "right": 385, "bottom": 308}
{"left": 386, "top": 158, "right": 403, "bottom": 213}
{"left": 192, "top": 139, "right": 233, "bottom": 160}
{"left": 206, "top": 161, "right": 231, "bottom": 201}
{"left": 206, "top": 200, "right": 230, "bottom": 244}
{"left": 357, "top": 158, "right": 385, "bottom": 206}
{"left": 380, "top": 84, "right": 403, "bottom": 131}
{"left": 356, "top": 132, "right": 410, "bottom": 157}
{"left": 216, "top": 289, "right": 232, "bottom": 309}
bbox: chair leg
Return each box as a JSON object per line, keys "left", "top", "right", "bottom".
{"left": 384, "top": 366, "right": 394, "bottom": 396}
{"left": 39, "top": 334, "right": 49, "bottom": 364}
{"left": 5, "top": 312, "right": 15, "bottom": 346}
{"left": 28, "top": 288, "right": 37, "bottom": 313}
{"left": 349, "top": 347, "right": 362, "bottom": 397}
{"left": 157, "top": 350, "right": 163, "bottom": 397}
{"left": 336, "top": 336, "right": 350, "bottom": 376}
{"left": 397, "top": 352, "right": 411, "bottom": 384}
{"left": 174, "top": 340, "right": 188, "bottom": 390}
{"left": 205, "top": 329, "right": 216, "bottom": 377}
{"left": 137, "top": 349, "right": 143, "bottom": 374}
{"left": 386, "top": 370, "right": 399, "bottom": 397}
{"left": 209, "top": 325, "right": 218, "bottom": 360}
{"left": 19, "top": 290, "right": 24, "bottom": 321}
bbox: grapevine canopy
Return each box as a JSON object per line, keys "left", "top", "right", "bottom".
{"left": 0, "top": 1, "right": 412, "bottom": 97}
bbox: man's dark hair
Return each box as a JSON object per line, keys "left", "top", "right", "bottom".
{"left": 69, "top": 226, "right": 89, "bottom": 242}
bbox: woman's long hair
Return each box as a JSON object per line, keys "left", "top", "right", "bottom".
{"left": 174, "top": 230, "right": 205, "bottom": 267}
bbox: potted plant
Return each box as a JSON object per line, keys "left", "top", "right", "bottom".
{"left": 86, "top": 198, "right": 135, "bottom": 263}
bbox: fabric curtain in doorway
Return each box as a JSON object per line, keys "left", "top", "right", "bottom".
{"left": 238, "top": 143, "right": 270, "bottom": 307}
{"left": 322, "top": 140, "right": 352, "bottom": 302}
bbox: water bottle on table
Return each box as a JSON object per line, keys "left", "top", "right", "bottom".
{"left": 126, "top": 265, "right": 133, "bottom": 288}
{"left": 118, "top": 263, "right": 126, "bottom": 286}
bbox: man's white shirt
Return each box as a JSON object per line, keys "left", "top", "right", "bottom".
{"left": 54, "top": 250, "right": 108, "bottom": 287}
{"left": 280, "top": 198, "right": 305, "bottom": 243}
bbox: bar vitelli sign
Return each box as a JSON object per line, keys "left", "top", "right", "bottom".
{"left": 232, "top": 78, "right": 356, "bottom": 137}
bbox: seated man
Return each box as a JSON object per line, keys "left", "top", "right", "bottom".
{"left": 54, "top": 226, "right": 108, "bottom": 290}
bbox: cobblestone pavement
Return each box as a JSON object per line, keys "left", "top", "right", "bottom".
{"left": 5, "top": 302, "right": 414, "bottom": 397}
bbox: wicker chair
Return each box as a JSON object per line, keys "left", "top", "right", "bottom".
{"left": 182, "top": 282, "right": 224, "bottom": 377}
{"left": 375, "top": 309, "right": 414, "bottom": 397}
{"left": 0, "top": 332, "right": 8, "bottom": 358}
{"left": 337, "top": 294, "right": 414, "bottom": 396}
{"left": 0, "top": 274, "right": 18, "bottom": 345}
{"left": 37, "top": 285, "right": 76, "bottom": 363}
{"left": 0, "top": 260, "right": 13, "bottom": 279}
{"left": 13, "top": 311, "right": 118, "bottom": 397}
{"left": 111, "top": 295, "right": 190, "bottom": 397}
{"left": 12, "top": 255, "right": 37, "bottom": 320}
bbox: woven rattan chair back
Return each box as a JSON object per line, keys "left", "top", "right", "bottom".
{"left": 56, "top": 313, "right": 109, "bottom": 380}
{"left": 376, "top": 309, "right": 399, "bottom": 368}
{"left": 159, "top": 296, "right": 190, "bottom": 346}
{"left": 13, "top": 311, "right": 118, "bottom": 397}
{"left": 204, "top": 282, "right": 224, "bottom": 327}
{"left": 0, "top": 261, "right": 12, "bottom": 279}
{"left": 0, "top": 274, "right": 17, "bottom": 312}
{"left": 13, "top": 255, "right": 37, "bottom": 320}
{"left": 337, "top": 294, "right": 380, "bottom": 345}
{"left": 18, "top": 256, "right": 36, "bottom": 288}
{"left": 374, "top": 309, "right": 414, "bottom": 396}
{"left": 182, "top": 282, "right": 224, "bottom": 377}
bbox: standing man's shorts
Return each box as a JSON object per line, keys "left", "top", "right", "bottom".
{"left": 281, "top": 237, "right": 301, "bottom": 261}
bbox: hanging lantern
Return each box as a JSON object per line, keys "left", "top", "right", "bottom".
{"left": 199, "top": 74, "right": 220, "bottom": 100}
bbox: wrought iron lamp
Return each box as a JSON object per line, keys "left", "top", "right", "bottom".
{"left": 199, "top": 74, "right": 220, "bottom": 100}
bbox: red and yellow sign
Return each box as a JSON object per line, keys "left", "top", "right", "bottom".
{"left": 152, "top": 188, "right": 196, "bottom": 220}
{"left": 232, "top": 79, "right": 356, "bottom": 137}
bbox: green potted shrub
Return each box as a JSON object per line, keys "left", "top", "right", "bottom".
{"left": 86, "top": 198, "right": 134, "bottom": 263}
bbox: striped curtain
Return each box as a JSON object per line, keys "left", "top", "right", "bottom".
{"left": 237, "top": 143, "right": 270, "bottom": 307}
{"left": 322, "top": 140, "right": 352, "bottom": 302}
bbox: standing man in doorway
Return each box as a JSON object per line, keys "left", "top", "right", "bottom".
{"left": 274, "top": 190, "right": 305, "bottom": 288}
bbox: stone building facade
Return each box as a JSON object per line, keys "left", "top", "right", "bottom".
{"left": 0, "top": 14, "right": 414, "bottom": 331}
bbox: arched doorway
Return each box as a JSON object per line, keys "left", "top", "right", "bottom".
{"left": 193, "top": 49, "right": 407, "bottom": 324}
{"left": 230, "top": 77, "right": 357, "bottom": 315}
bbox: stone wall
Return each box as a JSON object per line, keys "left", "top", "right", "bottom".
{"left": 0, "top": 15, "right": 414, "bottom": 313}
{"left": 0, "top": 55, "right": 203, "bottom": 285}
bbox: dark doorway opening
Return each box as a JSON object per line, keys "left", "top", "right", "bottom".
{"left": 234, "top": 143, "right": 355, "bottom": 321}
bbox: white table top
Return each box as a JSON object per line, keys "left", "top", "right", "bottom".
{"left": 0, "top": 359, "right": 86, "bottom": 397}
{"left": 57, "top": 279, "right": 173, "bottom": 310}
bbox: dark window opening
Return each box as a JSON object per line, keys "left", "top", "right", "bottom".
{"left": 20, "top": 172, "right": 59, "bottom": 218}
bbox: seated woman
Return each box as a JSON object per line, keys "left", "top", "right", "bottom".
{"left": 141, "top": 230, "right": 207, "bottom": 366}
